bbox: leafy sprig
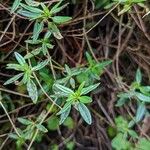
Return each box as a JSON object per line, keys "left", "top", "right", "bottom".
{"left": 54, "top": 82, "right": 100, "bottom": 124}
{"left": 4, "top": 52, "right": 49, "bottom": 103}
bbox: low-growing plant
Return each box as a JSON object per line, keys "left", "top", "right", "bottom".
{"left": 104, "top": 0, "right": 147, "bottom": 15}
{"left": 4, "top": 52, "right": 49, "bottom": 103}
{"left": 54, "top": 81, "right": 100, "bottom": 124}
{"left": 9, "top": 112, "right": 47, "bottom": 149}
{"left": 76, "top": 52, "right": 112, "bottom": 85}
{"left": 3, "top": 0, "right": 149, "bottom": 149}
{"left": 116, "top": 69, "right": 150, "bottom": 123}
{"left": 11, "top": 0, "right": 72, "bottom": 39}
{"left": 111, "top": 116, "right": 150, "bottom": 150}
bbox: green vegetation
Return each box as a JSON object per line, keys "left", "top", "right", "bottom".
{"left": 0, "top": 0, "right": 150, "bottom": 149}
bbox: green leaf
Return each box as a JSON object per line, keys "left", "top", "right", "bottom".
{"left": 94, "top": 60, "right": 112, "bottom": 70}
{"left": 136, "top": 68, "right": 142, "bottom": 84}
{"left": 65, "top": 64, "right": 71, "bottom": 75}
{"left": 25, "top": 39, "right": 41, "bottom": 44}
{"left": 140, "top": 86, "right": 150, "bottom": 94}
{"left": 77, "top": 82, "right": 86, "bottom": 93}
{"left": 9, "top": 133, "right": 19, "bottom": 139}
{"left": 47, "top": 116, "right": 59, "bottom": 130}
{"left": 40, "top": 3, "right": 50, "bottom": 16}
{"left": 17, "top": 9, "right": 41, "bottom": 19}
{"left": 4, "top": 73, "right": 23, "bottom": 85}
{"left": 116, "top": 97, "right": 128, "bottom": 107}
{"left": 63, "top": 117, "right": 74, "bottom": 129}
{"left": 17, "top": 117, "right": 32, "bottom": 125}
{"left": 14, "top": 52, "right": 26, "bottom": 66}
{"left": 95, "top": 0, "right": 110, "bottom": 9}
{"left": 42, "top": 43, "right": 48, "bottom": 55}
{"left": 54, "top": 84, "right": 74, "bottom": 96}
{"left": 86, "top": 52, "right": 94, "bottom": 66}
{"left": 32, "top": 59, "right": 49, "bottom": 71}
{"left": 32, "top": 21, "right": 44, "bottom": 42}
{"left": 81, "top": 83, "right": 100, "bottom": 95}
{"left": 79, "top": 96, "right": 92, "bottom": 103}
{"left": 135, "top": 103, "right": 146, "bottom": 122}
{"left": 22, "top": 72, "right": 29, "bottom": 84}
{"left": 115, "top": 116, "right": 128, "bottom": 133}
{"left": 36, "top": 124, "right": 48, "bottom": 133}
{"left": 78, "top": 103, "right": 92, "bottom": 125}
{"left": 52, "top": 16, "right": 72, "bottom": 24}
{"left": 59, "top": 106, "right": 71, "bottom": 124}
{"left": 135, "top": 92, "right": 150, "bottom": 102}
{"left": 50, "top": 0, "right": 67, "bottom": 14}
{"left": 46, "top": 43, "right": 54, "bottom": 49}
{"left": 66, "top": 141, "right": 75, "bottom": 150}
{"left": 118, "top": 92, "right": 134, "bottom": 99}
{"left": 6, "top": 64, "right": 24, "bottom": 71}
{"left": 104, "top": 2, "right": 117, "bottom": 9}
{"left": 112, "top": 133, "right": 132, "bottom": 150}
{"left": 57, "top": 101, "right": 73, "bottom": 115}
{"left": 27, "top": 80, "right": 38, "bottom": 103}
{"left": 128, "top": 130, "right": 138, "bottom": 138}
{"left": 118, "top": 5, "right": 131, "bottom": 16}
{"left": 44, "top": 31, "right": 52, "bottom": 39}
{"left": 20, "top": 3, "right": 43, "bottom": 13}
{"left": 48, "top": 22, "right": 63, "bottom": 39}
{"left": 70, "top": 78, "right": 75, "bottom": 89}
{"left": 135, "top": 138, "right": 150, "bottom": 150}
{"left": 25, "top": 0, "right": 40, "bottom": 6}
{"left": 11, "top": 0, "right": 21, "bottom": 13}
{"left": 24, "top": 48, "right": 41, "bottom": 59}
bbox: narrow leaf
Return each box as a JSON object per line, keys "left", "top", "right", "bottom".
{"left": 135, "top": 92, "right": 150, "bottom": 102}
{"left": 49, "top": 23, "right": 63, "bottom": 39}
{"left": 52, "top": 16, "right": 72, "bottom": 24}
{"left": 50, "top": 3, "right": 68, "bottom": 14}
{"left": 135, "top": 103, "right": 146, "bottom": 122}
{"left": 20, "top": 3, "right": 43, "bottom": 13}
{"left": 17, "top": 117, "right": 32, "bottom": 125}
{"left": 54, "top": 84, "right": 74, "bottom": 95}
{"left": 81, "top": 83, "right": 100, "bottom": 95}
{"left": 36, "top": 124, "right": 48, "bottom": 133}
{"left": 116, "top": 97, "right": 128, "bottom": 107}
{"left": 11, "top": 0, "right": 21, "bottom": 13}
{"left": 78, "top": 103, "right": 92, "bottom": 125}
{"left": 14, "top": 52, "right": 26, "bottom": 65}
{"left": 24, "top": 48, "right": 41, "bottom": 59}
{"left": 9, "top": 133, "right": 18, "bottom": 139}
{"left": 32, "top": 21, "right": 44, "bottom": 42}
{"left": 50, "top": 0, "right": 65, "bottom": 14}
{"left": 25, "top": 0, "right": 40, "bottom": 6}
{"left": 27, "top": 80, "right": 38, "bottom": 103}
{"left": 128, "top": 130, "right": 138, "bottom": 138}
{"left": 79, "top": 96, "right": 92, "bottom": 103}
{"left": 22, "top": 72, "right": 29, "bottom": 84}
{"left": 4, "top": 73, "right": 23, "bottom": 85}
{"left": 6, "top": 64, "right": 24, "bottom": 71}
{"left": 136, "top": 68, "right": 142, "bottom": 84}
{"left": 57, "top": 101, "right": 72, "bottom": 115}
{"left": 86, "top": 52, "right": 94, "bottom": 66}
{"left": 40, "top": 3, "right": 50, "bottom": 15}
{"left": 32, "top": 59, "right": 49, "bottom": 71}
{"left": 17, "top": 9, "right": 41, "bottom": 19}
{"left": 59, "top": 106, "right": 71, "bottom": 124}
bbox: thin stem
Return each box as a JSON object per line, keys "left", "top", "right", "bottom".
{"left": 32, "top": 72, "right": 61, "bottom": 109}
{"left": 27, "top": 99, "right": 57, "bottom": 150}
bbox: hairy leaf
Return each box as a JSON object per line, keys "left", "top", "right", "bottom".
{"left": 4, "top": 73, "right": 23, "bottom": 85}
{"left": 27, "top": 80, "right": 38, "bottom": 103}
{"left": 78, "top": 103, "right": 92, "bottom": 124}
